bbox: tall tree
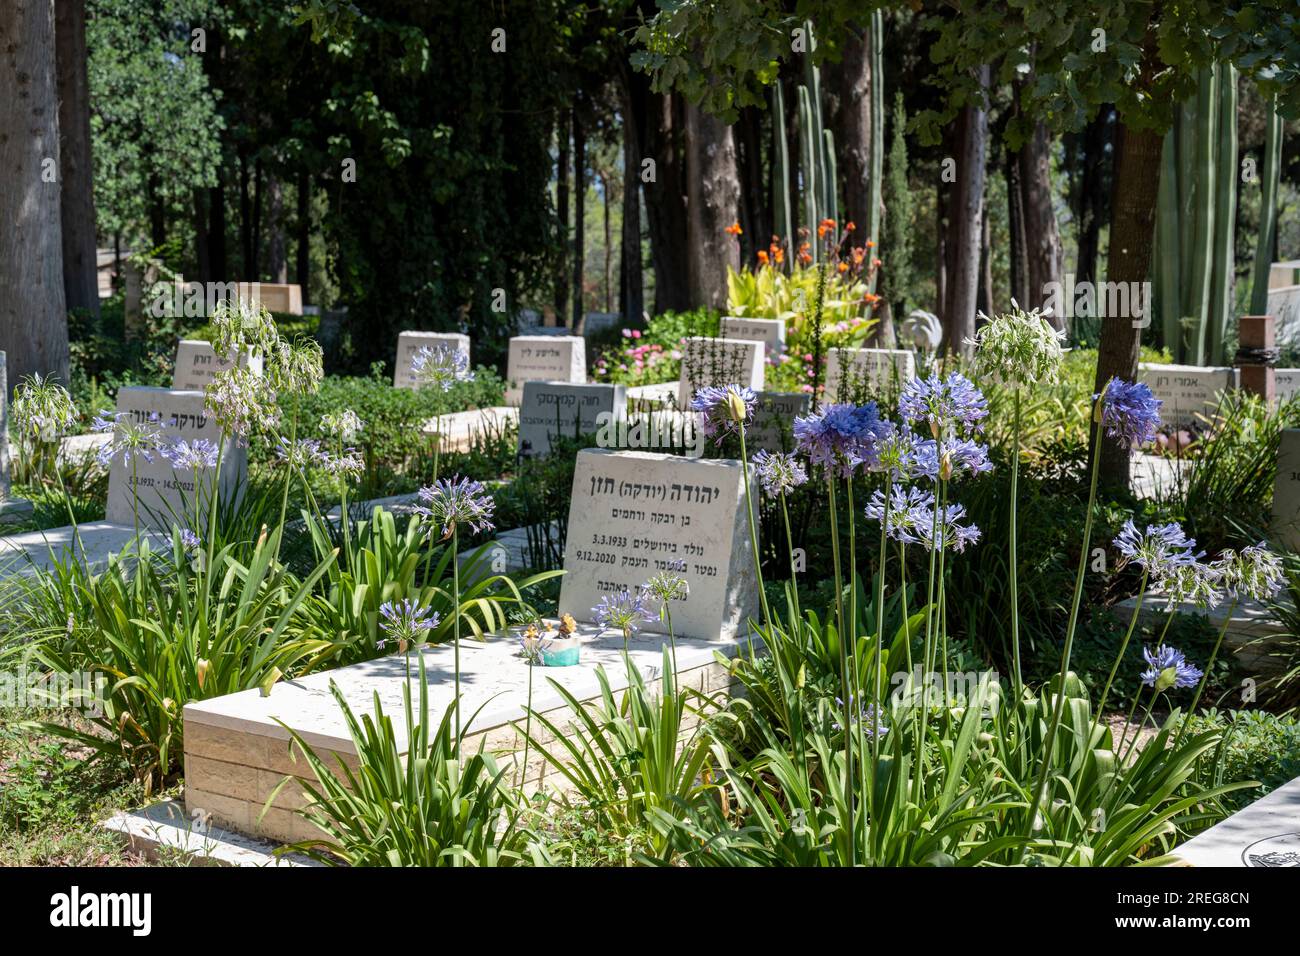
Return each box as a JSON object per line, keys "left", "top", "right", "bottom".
{"left": 0, "top": 0, "right": 71, "bottom": 385}
{"left": 942, "top": 69, "right": 989, "bottom": 355}
{"left": 683, "top": 101, "right": 741, "bottom": 310}
{"left": 1017, "top": 118, "right": 1063, "bottom": 323}
{"left": 55, "top": 0, "right": 100, "bottom": 318}
{"left": 617, "top": 61, "right": 645, "bottom": 326}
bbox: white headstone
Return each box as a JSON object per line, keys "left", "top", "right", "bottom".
{"left": 393, "top": 332, "right": 472, "bottom": 389}
{"left": 823, "top": 347, "right": 915, "bottom": 400}
{"left": 748, "top": 391, "right": 812, "bottom": 452}
{"left": 721, "top": 316, "right": 786, "bottom": 356}
{"left": 677, "top": 336, "right": 764, "bottom": 409}
{"left": 1272, "top": 429, "right": 1300, "bottom": 552}
{"left": 1276, "top": 369, "right": 1300, "bottom": 403}
{"left": 1137, "top": 363, "right": 1237, "bottom": 430}
{"left": 519, "top": 381, "right": 626, "bottom": 458}
{"left": 560, "top": 449, "right": 759, "bottom": 641}
{"left": 1269, "top": 261, "right": 1300, "bottom": 291}
{"left": 505, "top": 335, "right": 586, "bottom": 404}
{"left": 172, "top": 340, "right": 262, "bottom": 391}
{"left": 1268, "top": 285, "right": 1300, "bottom": 350}
{"left": 104, "top": 387, "right": 246, "bottom": 530}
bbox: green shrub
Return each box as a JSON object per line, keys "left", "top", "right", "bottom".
{"left": 1186, "top": 709, "right": 1300, "bottom": 813}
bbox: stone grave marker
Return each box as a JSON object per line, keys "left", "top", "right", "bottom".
{"left": 172, "top": 340, "right": 262, "bottom": 391}
{"left": 677, "top": 336, "right": 764, "bottom": 409}
{"left": 393, "top": 332, "right": 472, "bottom": 389}
{"left": 104, "top": 387, "right": 246, "bottom": 530}
{"left": 1267, "top": 285, "right": 1300, "bottom": 350}
{"left": 721, "top": 316, "right": 786, "bottom": 356}
{"left": 518, "top": 381, "right": 626, "bottom": 458}
{"left": 1137, "top": 363, "right": 1237, "bottom": 430}
{"left": 560, "top": 449, "right": 760, "bottom": 641}
{"left": 1276, "top": 369, "right": 1300, "bottom": 402}
{"left": 748, "top": 391, "right": 812, "bottom": 452}
{"left": 1271, "top": 429, "right": 1300, "bottom": 552}
{"left": 1269, "top": 260, "right": 1300, "bottom": 290}
{"left": 505, "top": 335, "right": 586, "bottom": 404}
{"left": 823, "top": 347, "right": 915, "bottom": 400}
{"left": 235, "top": 282, "right": 302, "bottom": 315}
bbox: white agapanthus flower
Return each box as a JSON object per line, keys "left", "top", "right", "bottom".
{"left": 969, "top": 300, "right": 1066, "bottom": 387}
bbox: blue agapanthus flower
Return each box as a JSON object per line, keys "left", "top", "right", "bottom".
{"left": 416, "top": 476, "right": 497, "bottom": 539}
{"left": 1140, "top": 644, "right": 1203, "bottom": 692}
{"left": 793, "top": 402, "right": 891, "bottom": 476}
{"left": 690, "top": 384, "right": 756, "bottom": 441}
{"left": 909, "top": 437, "right": 993, "bottom": 483}
{"left": 865, "top": 486, "right": 980, "bottom": 553}
{"left": 1101, "top": 379, "right": 1162, "bottom": 446}
{"left": 1113, "top": 519, "right": 1202, "bottom": 580}
{"left": 751, "top": 450, "right": 808, "bottom": 497}
{"left": 593, "top": 587, "right": 654, "bottom": 640}
{"left": 377, "top": 598, "right": 441, "bottom": 650}
{"left": 899, "top": 373, "right": 988, "bottom": 436}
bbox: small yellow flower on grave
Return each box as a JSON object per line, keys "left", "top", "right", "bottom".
{"left": 196, "top": 658, "right": 210, "bottom": 689}
{"left": 558, "top": 613, "right": 578, "bottom": 636}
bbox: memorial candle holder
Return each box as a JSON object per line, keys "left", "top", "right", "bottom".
{"left": 541, "top": 613, "right": 581, "bottom": 667}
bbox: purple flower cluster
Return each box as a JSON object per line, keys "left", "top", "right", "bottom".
{"left": 908, "top": 437, "right": 993, "bottom": 483}
{"left": 159, "top": 438, "right": 220, "bottom": 471}
{"left": 94, "top": 410, "right": 164, "bottom": 468}
{"left": 690, "top": 384, "right": 756, "bottom": 442}
{"left": 376, "top": 599, "right": 441, "bottom": 650}
{"left": 593, "top": 587, "right": 654, "bottom": 639}
{"left": 411, "top": 345, "right": 474, "bottom": 392}
{"left": 1100, "top": 378, "right": 1162, "bottom": 447}
{"left": 1140, "top": 645, "right": 1203, "bottom": 693}
{"left": 416, "top": 476, "right": 496, "bottom": 539}
{"left": 272, "top": 436, "right": 363, "bottom": 479}
{"left": 864, "top": 486, "right": 981, "bottom": 552}
{"left": 1113, "top": 520, "right": 1202, "bottom": 581}
{"left": 793, "top": 401, "right": 892, "bottom": 476}
{"left": 899, "top": 373, "right": 988, "bottom": 437}
{"left": 751, "top": 450, "right": 808, "bottom": 497}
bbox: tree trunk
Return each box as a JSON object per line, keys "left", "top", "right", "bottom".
{"left": 942, "top": 68, "right": 988, "bottom": 356}
{"left": 239, "top": 152, "right": 253, "bottom": 278}
{"left": 572, "top": 106, "right": 586, "bottom": 329}
{"left": 209, "top": 171, "right": 228, "bottom": 282}
{"left": 1094, "top": 121, "right": 1162, "bottom": 493}
{"left": 54, "top": 0, "right": 98, "bottom": 318}
{"left": 266, "top": 174, "right": 287, "bottom": 284}
{"left": 601, "top": 171, "right": 612, "bottom": 312}
{"left": 935, "top": 183, "right": 947, "bottom": 319}
{"left": 1018, "top": 119, "right": 1064, "bottom": 325}
{"left": 736, "top": 105, "right": 767, "bottom": 265}
{"left": 643, "top": 92, "right": 691, "bottom": 313}
{"left": 1077, "top": 104, "right": 1115, "bottom": 288}
{"left": 617, "top": 64, "right": 644, "bottom": 327}
{"left": 194, "top": 190, "right": 210, "bottom": 283}
{"left": 1006, "top": 146, "right": 1029, "bottom": 306}
{"left": 978, "top": 207, "right": 994, "bottom": 316}
{"left": 683, "top": 101, "right": 741, "bottom": 311}
{"left": 555, "top": 109, "right": 569, "bottom": 323}
{"left": 296, "top": 169, "right": 310, "bottom": 294}
{"left": 839, "top": 24, "right": 876, "bottom": 236}
{"left": 0, "top": 0, "right": 70, "bottom": 385}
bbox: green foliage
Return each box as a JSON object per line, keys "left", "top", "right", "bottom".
{"left": 592, "top": 309, "right": 717, "bottom": 386}
{"left": 272, "top": 659, "right": 526, "bottom": 867}
{"left": 1186, "top": 709, "right": 1300, "bottom": 813}
{"left": 27, "top": 530, "right": 335, "bottom": 792}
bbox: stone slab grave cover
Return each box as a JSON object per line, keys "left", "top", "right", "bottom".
{"left": 392, "top": 331, "right": 472, "bottom": 389}
{"left": 721, "top": 316, "right": 786, "bottom": 356}
{"left": 823, "top": 347, "right": 915, "bottom": 400}
{"left": 560, "top": 448, "right": 760, "bottom": 641}
{"left": 1172, "top": 775, "right": 1300, "bottom": 866}
{"left": 676, "top": 336, "right": 764, "bottom": 410}
{"left": 518, "top": 381, "right": 625, "bottom": 458}
{"left": 172, "top": 339, "right": 262, "bottom": 391}
{"left": 505, "top": 335, "right": 586, "bottom": 405}
{"left": 749, "top": 391, "right": 811, "bottom": 452}
{"left": 104, "top": 387, "right": 246, "bottom": 530}
{"left": 1269, "top": 285, "right": 1300, "bottom": 350}
{"left": 1137, "top": 363, "right": 1237, "bottom": 431}
{"left": 0, "top": 350, "right": 34, "bottom": 522}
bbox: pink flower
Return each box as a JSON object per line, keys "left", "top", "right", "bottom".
{"left": 631, "top": 329, "right": 642, "bottom": 339}
{"left": 622, "top": 329, "right": 632, "bottom": 338}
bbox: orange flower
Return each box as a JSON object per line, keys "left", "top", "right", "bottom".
{"left": 837, "top": 262, "right": 848, "bottom": 273}
{"left": 773, "top": 247, "right": 785, "bottom": 264}
{"left": 756, "top": 250, "right": 769, "bottom": 266}
{"left": 725, "top": 221, "right": 743, "bottom": 236}
{"left": 872, "top": 257, "right": 882, "bottom": 268}
{"left": 798, "top": 241, "right": 812, "bottom": 265}
{"left": 817, "top": 218, "right": 837, "bottom": 238}
{"left": 845, "top": 221, "right": 856, "bottom": 232}
{"left": 851, "top": 246, "right": 866, "bottom": 264}
{"left": 866, "top": 239, "right": 875, "bottom": 248}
